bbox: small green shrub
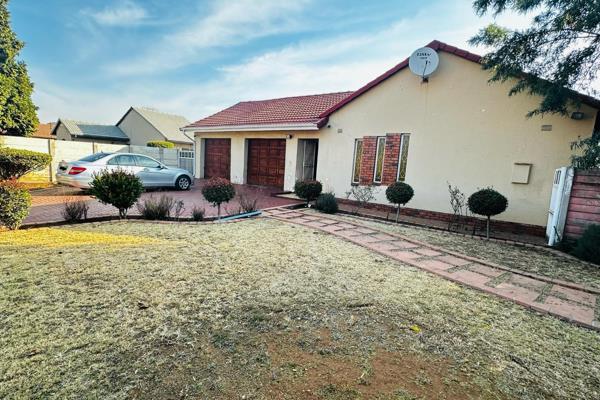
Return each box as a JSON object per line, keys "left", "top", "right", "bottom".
{"left": 0, "top": 147, "right": 52, "bottom": 180}
{"left": 294, "top": 179, "right": 323, "bottom": 206}
{"left": 191, "top": 205, "right": 205, "bottom": 221}
{"left": 89, "top": 169, "right": 144, "bottom": 218}
{"left": 61, "top": 199, "right": 89, "bottom": 222}
{"left": 315, "top": 192, "right": 338, "bottom": 214}
{"left": 0, "top": 182, "right": 31, "bottom": 229}
{"left": 201, "top": 177, "right": 235, "bottom": 218}
{"left": 147, "top": 140, "right": 175, "bottom": 148}
{"left": 386, "top": 182, "right": 414, "bottom": 222}
{"left": 136, "top": 194, "right": 175, "bottom": 220}
{"left": 573, "top": 224, "right": 600, "bottom": 265}
{"left": 467, "top": 187, "right": 508, "bottom": 239}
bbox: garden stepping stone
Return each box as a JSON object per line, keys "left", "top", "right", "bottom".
{"left": 266, "top": 208, "right": 600, "bottom": 331}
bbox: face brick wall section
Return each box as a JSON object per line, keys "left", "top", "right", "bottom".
{"left": 381, "top": 134, "right": 402, "bottom": 185}
{"left": 359, "top": 136, "right": 377, "bottom": 185}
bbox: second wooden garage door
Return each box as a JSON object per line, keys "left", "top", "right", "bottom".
{"left": 247, "top": 139, "right": 286, "bottom": 188}
{"left": 204, "top": 139, "right": 230, "bottom": 179}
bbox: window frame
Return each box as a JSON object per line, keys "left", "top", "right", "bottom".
{"left": 396, "top": 133, "right": 410, "bottom": 182}
{"left": 351, "top": 139, "right": 363, "bottom": 184}
{"left": 373, "top": 136, "right": 386, "bottom": 184}
{"left": 135, "top": 155, "right": 161, "bottom": 169}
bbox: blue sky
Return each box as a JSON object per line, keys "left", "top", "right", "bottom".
{"left": 10, "top": 0, "right": 529, "bottom": 124}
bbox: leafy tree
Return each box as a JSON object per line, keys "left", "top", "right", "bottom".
{"left": 0, "top": 0, "right": 38, "bottom": 136}
{"left": 294, "top": 179, "right": 323, "bottom": 206}
{"left": 201, "top": 177, "right": 235, "bottom": 219}
{"left": 0, "top": 147, "right": 51, "bottom": 180}
{"left": 385, "top": 182, "right": 414, "bottom": 223}
{"left": 571, "top": 132, "right": 600, "bottom": 170}
{"left": 470, "top": 0, "right": 600, "bottom": 116}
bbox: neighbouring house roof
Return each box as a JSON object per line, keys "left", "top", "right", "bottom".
{"left": 51, "top": 119, "right": 130, "bottom": 142}
{"left": 184, "top": 91, "right": 354, "bottom": 132}
{"left": 185, "top": 40, "right": 600, "bottom": 133}
{"left": 31, "top": 122, "right": 55, "bottom": 139}
{"left": 118, "top": 106, "right": 192, "bottom": 144}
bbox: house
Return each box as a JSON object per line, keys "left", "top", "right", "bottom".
{"left": 52, "top": 107, "right": 192, "bottom": 148}
{"left": 32, "top": 122, "right": 55, "bottom": 139}
{"left": 117, "top": 107, "right": 193, "bottom": 149}
{"left": 52, "top": 119, "right": 130, "bottom": 144}
{"left": 182, "top": 40, "right": 600, "bottom": 231}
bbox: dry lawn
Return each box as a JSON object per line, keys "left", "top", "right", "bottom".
{"left": 1, "top": 219, "right": 599, "bottom": 399}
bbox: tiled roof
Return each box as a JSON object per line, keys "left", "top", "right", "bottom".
{"left": 56, "top": 119, "right": 129, "bottom": 142}
{"left": 32, "top": 122, "right": 55, "bottom": 138}
{"left": 187, "top": 92, "right": 354, "bottom": 129}
{"left": 125, "top": 107, "right": 192, "bottom": 144}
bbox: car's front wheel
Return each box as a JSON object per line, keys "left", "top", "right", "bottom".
{"left": 175, "top": 175, "right": 191, "bottom": 191}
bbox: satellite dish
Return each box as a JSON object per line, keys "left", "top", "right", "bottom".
{"left": 409, "top": 47, "right": 439, "bottom": 79}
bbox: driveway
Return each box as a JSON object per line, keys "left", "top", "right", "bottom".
{"left": 25, "top": 180, "right": 301, "bottom": 225}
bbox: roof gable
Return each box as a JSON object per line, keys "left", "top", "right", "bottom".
{"left": 119, "top": 107, "right": 192, "bottom": 144}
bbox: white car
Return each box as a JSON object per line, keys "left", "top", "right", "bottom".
{"left": 56, "top": 152, "right": 194, "bottom": 190}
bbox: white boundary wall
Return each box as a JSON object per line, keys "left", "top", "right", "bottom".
{"left": 0, "top": 136, "right": 185, "bottom": 183}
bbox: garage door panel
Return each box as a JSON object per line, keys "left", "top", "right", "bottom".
{"left": 247, "top": 139, "right": 285, "bottom": 188}
{"left": 204, "top": 139, "right": 231, "bottom": 179}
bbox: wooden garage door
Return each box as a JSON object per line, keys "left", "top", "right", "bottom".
{"left": 204, "top": 139, "right": 230, "bottom": 179}
{"left": 247, "top": 139, "right": 286, "bottom": 188}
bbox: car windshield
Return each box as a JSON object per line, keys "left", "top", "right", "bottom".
{"left": 78, "top": 152, "right": 110, "bottom": 162}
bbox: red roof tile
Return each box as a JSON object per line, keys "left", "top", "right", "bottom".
{"left": 188, "top": 91, "right": 354, "bottom": 129}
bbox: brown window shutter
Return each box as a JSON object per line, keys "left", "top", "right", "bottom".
{"left": 381, "top": 134, "right": 402, "bottom": 185}
{"left": 359, "top": 136, "right": 377, "bottom": 184}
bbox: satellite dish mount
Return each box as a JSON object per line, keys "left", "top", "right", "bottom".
{"left": 408, "top": 47, "right": 439, "bottom": 83}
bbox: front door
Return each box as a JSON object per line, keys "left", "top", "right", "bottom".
{"left": 296, "top": 139, "right": 318, "bottom": 181}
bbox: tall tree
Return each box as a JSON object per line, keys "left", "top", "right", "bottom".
{"left": 470, "top": 0, "right": 600, "bottom": 117}
{"left": 0, "top": 0, "right": 38, "bottom": 136}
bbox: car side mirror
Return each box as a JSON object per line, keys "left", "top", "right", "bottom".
{"left": 159, "top": 164, "right": 167, "bottom": 169}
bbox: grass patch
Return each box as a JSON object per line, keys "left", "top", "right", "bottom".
{"left": 1, "top": 219, "right": 599, "bottom": 399}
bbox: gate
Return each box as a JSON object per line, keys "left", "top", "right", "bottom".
{"left": 178, "top": 149, "right": 195, "bottom": 176}
{"left": 546, "top": 167, "right": 574, "bottom": 246}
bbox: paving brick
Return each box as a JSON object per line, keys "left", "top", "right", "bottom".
{"left": 413, "top": 248, "right": 443, "bottom": 257}
{"left": 550, "top": 286, "right": 597, "bottom": 307}
{"left": 354, "top": 227, "right": 377, "bottom": 234}
{"left": 369, "top": 242, "right": 401, "bottom": 252}
{"left": 373, "top": 233, "right": 396, "bottom": 241}
{"left": 544, "top": 296, "right": 595, "bottom": 324}
{"left": 389, "top": 240, "right": 420, "bottom": 249}
{"left": 508, "top": 274, "right": 548, "bottom": 290}
{"left": 448, "top": 270, "right": 491, "bottom": 288}
{"left": 469, "top": 264, "right": 504, "bottom": 278}
{"left": 417, "top": 259, "right": 454, "bottom": 272}
{"left": 390, "top": 251, "right": 422, "bottom": 262}
{"left": 350, "top": 235, "right": 381, "bottom": 244}
{"left": 491, "top": 283, "right": 540, "bottom": 303}
{"left": 437, "top": 255, "right": 471, "bottom": 266}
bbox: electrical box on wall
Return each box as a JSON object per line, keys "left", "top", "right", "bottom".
{"left": 512, "top": 163, "right": 532, "bottom": 184}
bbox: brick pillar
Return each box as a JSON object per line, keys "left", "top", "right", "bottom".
{"left": 359, "top": 136, "right": 377, "bottom": 185}
{"left": 381, "top": 134, "right": 402, "bottom": 185}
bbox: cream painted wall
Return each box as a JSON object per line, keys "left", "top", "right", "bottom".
{"left": 318, "top": 53, "right": 597, "bottom": 226}
{"left": 190, "top": 52, "right": 597, "bottom": 226}
{"left": 118, "top": 109, "right": 167, "bottom": 147}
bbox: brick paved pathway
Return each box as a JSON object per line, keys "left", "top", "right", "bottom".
{"left": 264, "top": 208, "right": 600, "bottom": 331}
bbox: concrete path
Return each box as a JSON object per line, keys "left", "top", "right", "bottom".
{"left": 264, "top": 208, "right": 599, "bottom": 331}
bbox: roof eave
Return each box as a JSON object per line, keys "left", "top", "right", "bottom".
{"left": 182, "top": 122, "right": 321, "bottom": 133}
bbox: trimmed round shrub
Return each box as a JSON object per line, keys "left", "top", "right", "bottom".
{"left": 467, "top": 187, "right": 508, "bottom": 238}
{"left": 315, "top": 192, "right": 338, "bottom": 214}
{"left": 147, "top": 140, "right": 175, "bottom": 148}
{"left": 0, "top": 147, "right": 52, "bottom": 180}
{"left": 386, "top": 182, "right": 414, "bottom": 206}
{"left": 573, "top": 224, "right": 600, "bottom": 265}
{"left": 386, "top": 182, "right": 414, "bottom": 222}
{"left": 201, "top": 177, "right": 235, "bottom": 218}
{"left": 89, "top": 169, "right": 144, "bottom": 218}
{"left": 0, "top": 182, "right": 32, "bottom": 230}
{"left": 294, "top": 179, "right": 322, "bottom": 205}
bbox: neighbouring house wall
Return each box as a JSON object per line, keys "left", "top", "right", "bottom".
{"left": 317, "top": 53, "right": 597, "bottom": 226}
{"left": 118, "top": 109, "right": 166, "bottom": 147}
{"left": 0, "top": 136, "right": 182, "bottom": 183}
{"left": 564, "top": 169, "right": 600, "bottom": 239}
{"left": 54, "top": 123, "right": 72, "bottom": 141}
